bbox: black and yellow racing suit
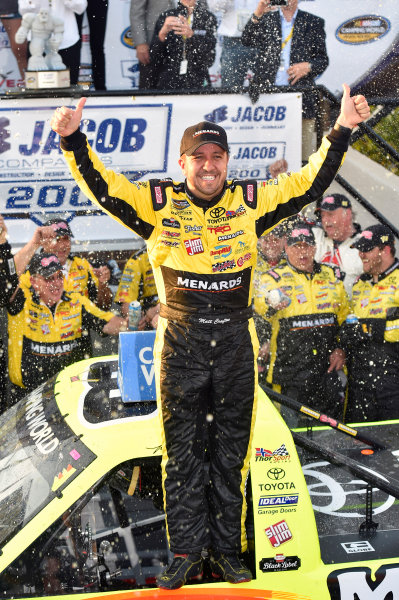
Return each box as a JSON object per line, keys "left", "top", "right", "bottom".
{"left": 254, "top": 261, "right": 349, "bottom": 417}
{"left": 60, "top": 124, "right": 350, "bottom": 555}
{"left": 252, "top": 251, "right": 287, "bottom": 381}
{"left": 7, "top": 285, "right": 114, "bottom": 390}
{"left": 114, "top": 247, "right": 158, "bottom": 310}
{"left": 342, "top": 260, "right": 399, "bottom": 422}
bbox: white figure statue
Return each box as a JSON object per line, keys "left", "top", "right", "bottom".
{"left": 15, "top": 8, "right": 66, "bottom": 71}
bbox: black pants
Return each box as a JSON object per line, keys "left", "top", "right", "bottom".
{"left": 279, "top": 369, "right": 345, "bottom": 427}
{"left": 346, "top": 376, "right": 399, "bottom": 423}
{"left": 76, "top": 0, "right": 108, "bottom": 90}
{"left": 154, "top": 315, "right": 259, "bottom": 554}
{"left": 59, "top": 40, "right": 81, "bottom": 85}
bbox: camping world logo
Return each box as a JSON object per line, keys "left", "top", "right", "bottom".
{"left": 255, "top": 444, "right": 290, "bottom": 462}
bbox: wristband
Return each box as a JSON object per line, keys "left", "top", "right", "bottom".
{"left": 252, "top": 13, "right": 261, "bottom": 22}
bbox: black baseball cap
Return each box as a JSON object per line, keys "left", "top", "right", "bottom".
{"left": 317, "top": 193, "right": 352, "bottom": 211}
{"left": 286, "top": 222, "right": 316, "bottom": 246}
{"left": 44, "top": 218, "right": 74, "bottom": 238}
{"left": 180, "top": 121, "right": 229, "bottom": 156}
{"left": 350, "top": 224, "right": 395, "bottom": 252}
{"left": 261, "top": 223, "right": 288, "bottom": 238}
{"left": 29, "top": 253, "right": 63, "bottom": 278}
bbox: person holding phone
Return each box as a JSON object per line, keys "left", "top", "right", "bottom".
{"left": 149, "top": 0, "right": 217, "bottom": 90}
{"left": 241, "top": 0, "right": 329, "bottom": 159}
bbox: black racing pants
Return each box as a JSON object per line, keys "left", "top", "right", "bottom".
{"left": 154, "top": 308, "right": 259, "bottom": 554}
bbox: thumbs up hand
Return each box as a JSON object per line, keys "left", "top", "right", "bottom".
{"left": 336, "top": 83, "right": 370, "bottom": 129}
{"left": 50, "top": 97, "right": 87, "bottom": 137}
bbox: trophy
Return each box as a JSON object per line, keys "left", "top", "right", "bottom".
{"left": 15, "top": 3, "right": 70, "bottom": 89}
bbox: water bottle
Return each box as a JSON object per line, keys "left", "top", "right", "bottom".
{"left": 128, "top": 300, "right": 142, "bottom": 331}
{"left": 345, "top": 313, "right": 359, "bottom": 324}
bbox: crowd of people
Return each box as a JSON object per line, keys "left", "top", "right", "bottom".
{"left": 253, "top": 209, "right": 399, "bottom": 425}
{"left": 3, "top": 194, "right": 395, "bottom": 427}
{"left": 0, "top": 214, "right": 163, "bottom": 412}
{"left": 7, "top": 1, "right": 326, "bottom": 100}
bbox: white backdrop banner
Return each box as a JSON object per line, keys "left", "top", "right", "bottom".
{"left": 0, "top": 92, "right": 301, "bottom": 244}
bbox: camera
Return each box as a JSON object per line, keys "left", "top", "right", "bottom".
{"left": 270, "top": 0, "right": 288, "bottom": 6}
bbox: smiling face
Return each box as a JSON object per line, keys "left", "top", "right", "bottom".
{"left": 31, "top": 271, "right": 65, "bottom": 307}
{"left": 358, "top": 245, "right": 394, "bottom": 278}
{"left": 285, "top": 241, "right": 316, "bottom": 272}
{"left": 178, "top": 143, "right": 229, "bottom": 201}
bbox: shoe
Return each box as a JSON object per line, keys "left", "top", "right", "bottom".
{"left": 156, "top": 553, "right": 203, "bottom": 590}
{"left": 210, "top": 552, "right": 252, "bottom": 584}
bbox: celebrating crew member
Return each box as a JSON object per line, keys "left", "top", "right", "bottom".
{"left": 254, "top": 222, "right": 349, "bottom": 423}
{"left": 340, "top": 224, "right": 399, "bottom": 422}
{"left": 50, "top": 84, "right": 370, "bottom": 590}
{"left": 114, "top": 245, "right": 159, "bottom": 329}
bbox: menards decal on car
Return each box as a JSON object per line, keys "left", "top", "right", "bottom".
{"left": 327, "top": 564, "right": 399, "bottom": 599}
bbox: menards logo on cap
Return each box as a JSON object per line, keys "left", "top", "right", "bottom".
{"left": 193, "top": 129, "right": 220, "bottom": 137}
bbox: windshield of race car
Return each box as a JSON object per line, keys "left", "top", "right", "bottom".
{"left": 0, "top": 378, "right": 96, "bottom": 547}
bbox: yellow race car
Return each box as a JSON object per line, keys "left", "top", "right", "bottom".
{"left": 1, "top": 350, "right": 399, "bottom": 600}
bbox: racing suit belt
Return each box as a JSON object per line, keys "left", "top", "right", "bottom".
{"left": 159, "top": 303, "right": 252, "bottom": 326}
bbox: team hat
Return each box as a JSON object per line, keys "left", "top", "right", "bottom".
{"left": 180, "top": 121, "right": 229, "bottom": 156}
{"left": 317, "top": 193, "right": 352, "bottom": 211}
{"left": 44, "top": 218, "right": 74, "bottom": 238}
{"left": 29, "top": 253, "right": 62, "bottom": 278}
{"left": 286, "top": 222, "right": 316, "bottom": 246}
{"left": 350, "top": 224, "right": 395, "bottom": 252}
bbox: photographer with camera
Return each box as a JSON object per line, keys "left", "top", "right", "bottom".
{"left": 241, "top": 0, "right": 329, "bottom": 159}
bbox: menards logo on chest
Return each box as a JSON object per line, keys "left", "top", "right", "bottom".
{"left": 177, "top": 276, "right": 242, "bottom": 291}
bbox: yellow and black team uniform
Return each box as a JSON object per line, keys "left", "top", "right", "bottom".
{"left": 60, "top": 125, "right": 350, "bottom": 555}
{"left": 7, "top": 284, "right": 114, "bottom": 392}
{"left": 253, "top": 251, "right": 287, "bottom": 382}
{"left": 20, "top": 254, "right": 100, "bottom": 301}
{"left": 342, "top": 260, "right": 399, "bottom": 422}
{"left": 114, "top": 247, "right": 159, "bottom": 310}
{"left": 254, "top": 262, "right": 349, "bottom": 417}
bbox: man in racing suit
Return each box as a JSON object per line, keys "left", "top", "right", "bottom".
{"left": 340, "top": 224, "right": 399, "bottom": 422}
{"left": 254, "top": 222, "right": 349, "bottom": 424}
{"left": 50, "top": 85, "right": 369, "bottom": 589}
{"left": 114, "top": 245, "right": 159, "bottom": 328}
{"left": 253, "top": 222, "right": 288, "bottom": 384}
